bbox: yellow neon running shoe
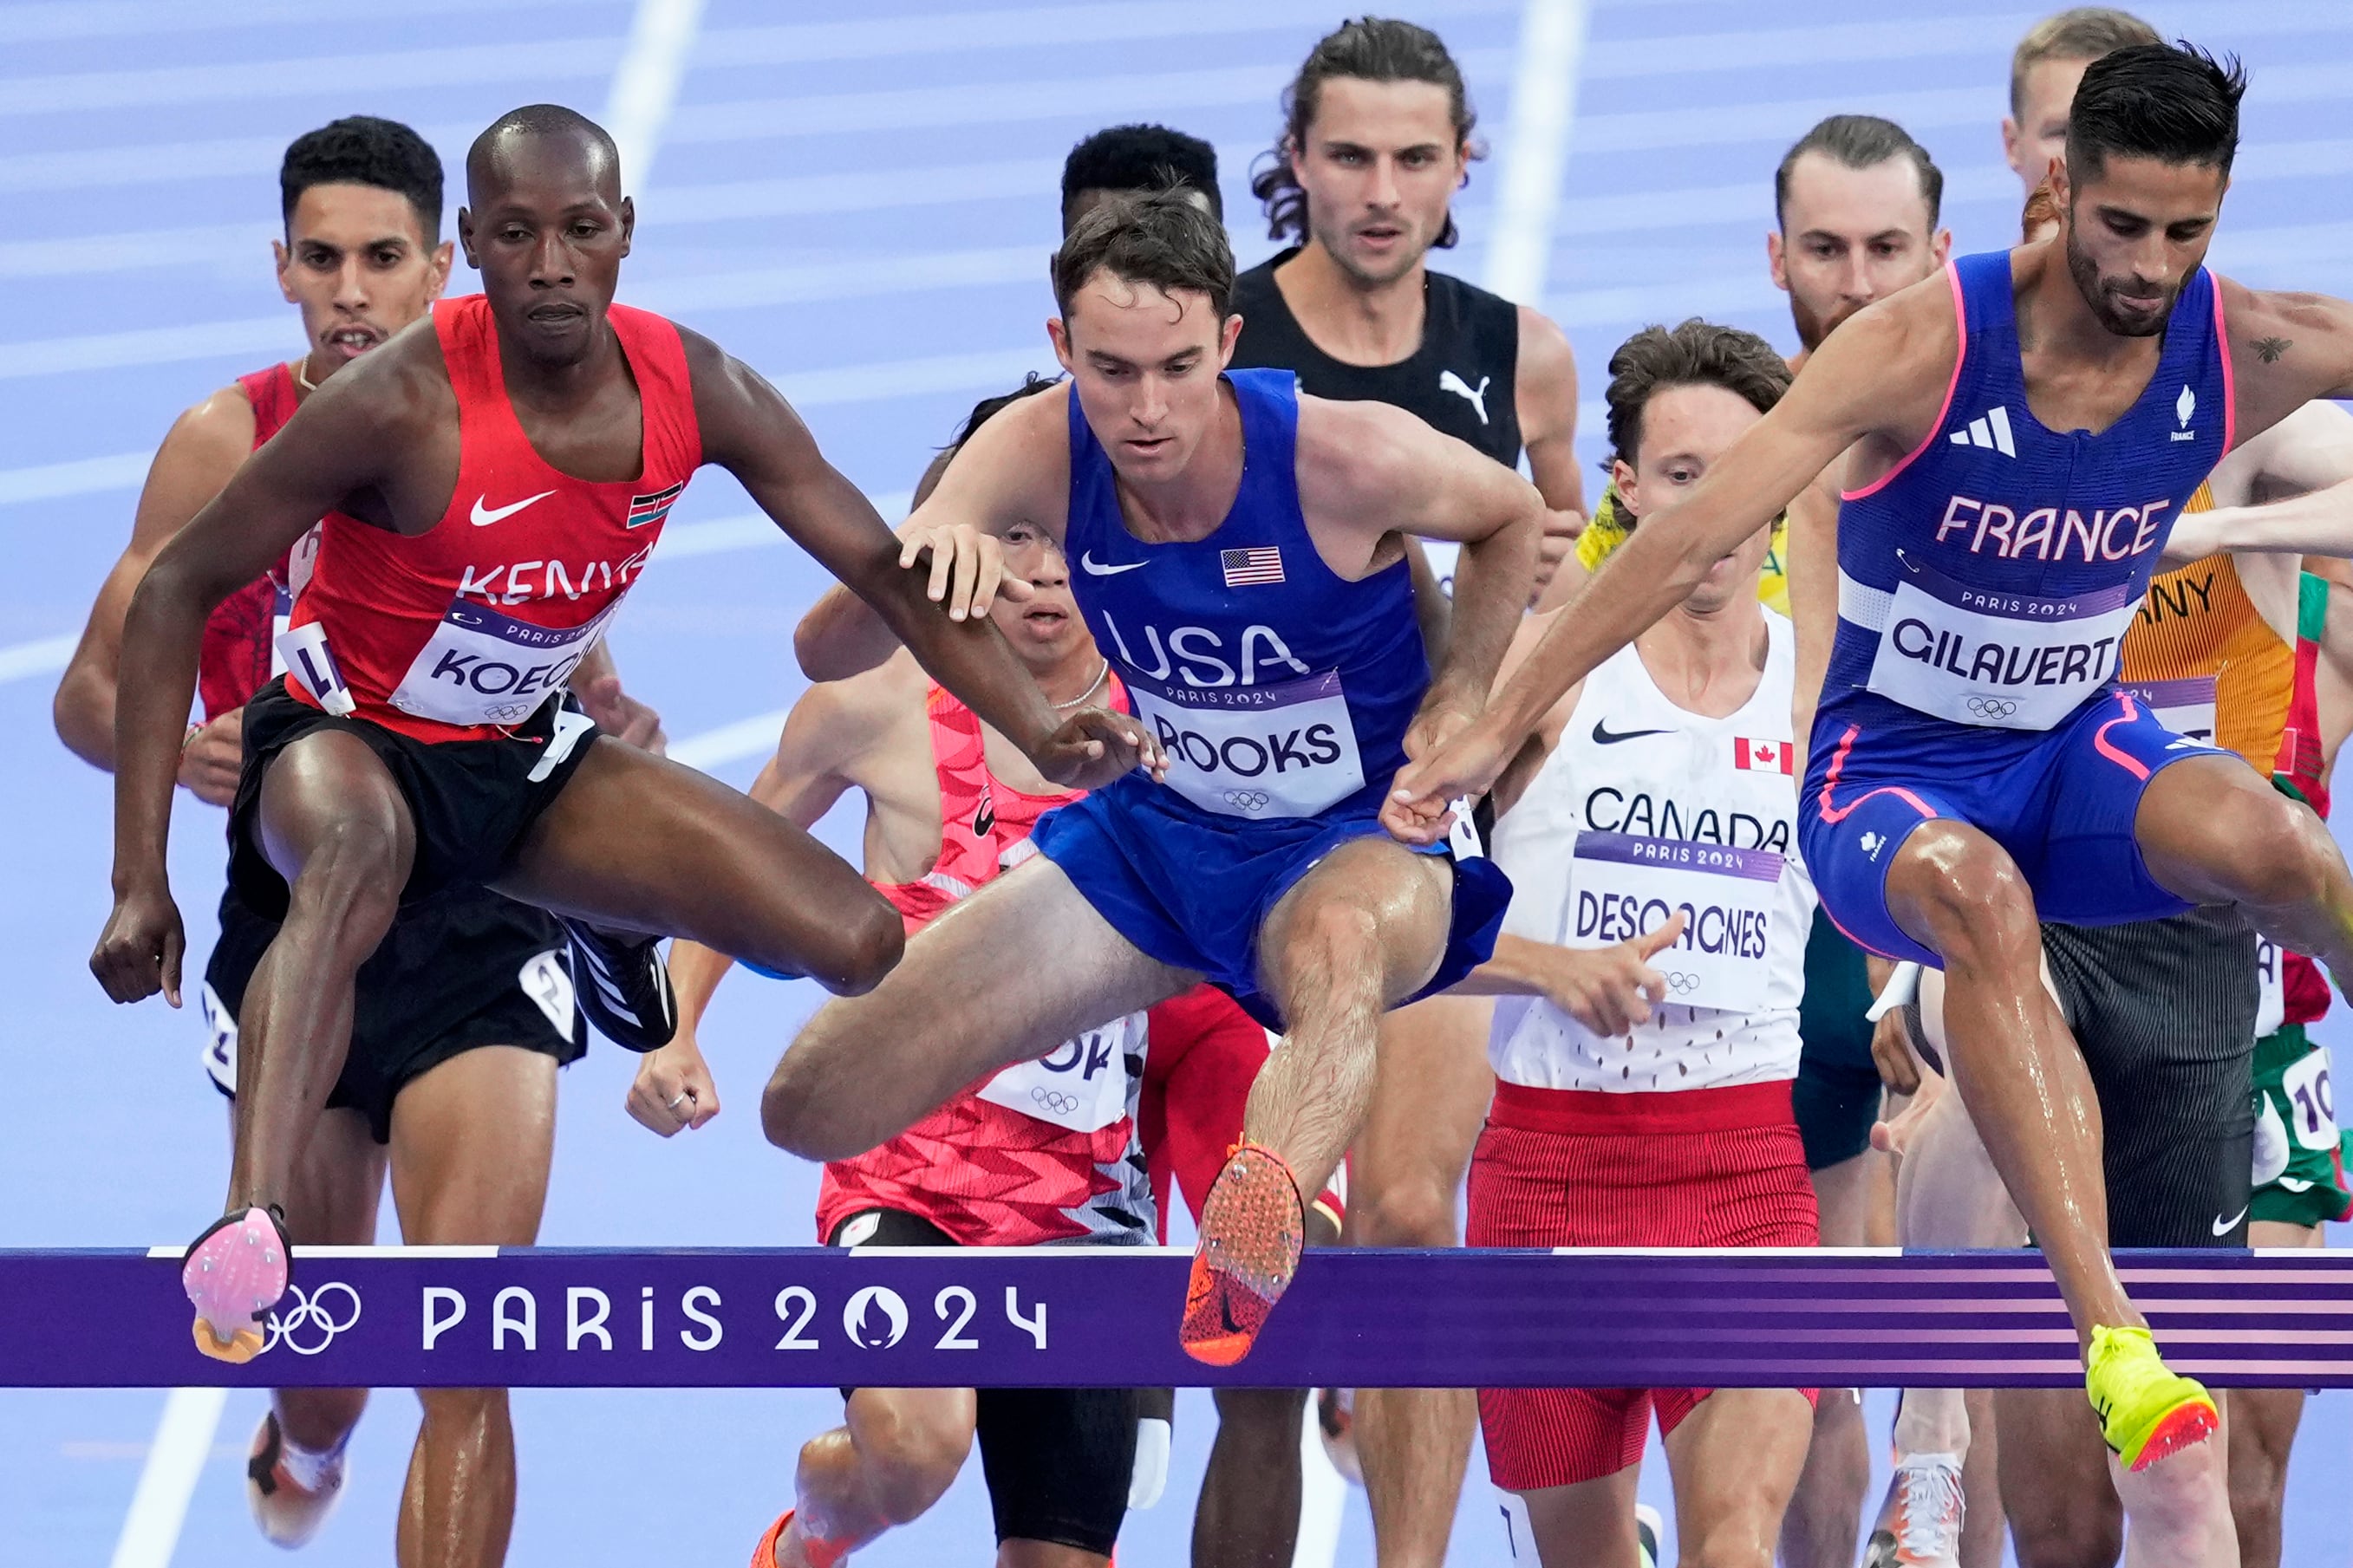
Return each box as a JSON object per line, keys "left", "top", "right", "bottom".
{"left": 2085, "top": 1324, "right": 2219, "bottom": 1472}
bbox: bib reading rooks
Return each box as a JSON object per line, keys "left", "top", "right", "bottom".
{"left": 1126, "top": 667, "right": 1363, "bottom": 819}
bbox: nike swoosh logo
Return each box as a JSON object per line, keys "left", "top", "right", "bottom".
{"left": 471, "top": 490, "right": 557, "bottom": 527}
{"left": 2213, "top": 1206, "right": 2249, "bottom": 1235}
{"left": 1080, "top": 550, "right": 1149, "bottom": 576}
{"left": 1219, "top": 1291, "right": 1246, "bottom": 1337}
{"left": 1592, "top": 720, "right": 1673, "bottom": 745}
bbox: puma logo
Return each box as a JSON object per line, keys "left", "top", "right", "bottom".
{"left": 1438, "top": 370, "right": 1491, "bottom": 426}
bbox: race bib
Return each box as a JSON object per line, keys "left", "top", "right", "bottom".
{"left": 974, "top": 1012, "right": 1142, "bottom": 1134}
{"left": 1867, "top": 562, "right": 2136, "bottom": 730}
{"left": 2284, "top": 1045, "right": 2337, "bottom": 1153}
{"left": 390, "top": 599, "right": 612, "bottom": 727}
{"left": 1566, "top": 831, "right": 1781, "bottom": 1013}
{"left": 2255, "top": 937, "right": 2285, "bottom": 1040}
{"left": 2122, "top": 675, "right": 2218, "bottom": 747}
{"left": 1128, "top": 668, "right": 1363, "bottom": 819}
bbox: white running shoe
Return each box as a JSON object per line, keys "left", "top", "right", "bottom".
{"left": 246, "top": 1412, "right": 348, "bottom": 1549}
{"left": 1635, "top": 1502, "right": 1664, "bottom": 1568}
{"left": 1864, "top": 1452, "right": 1965, "bottom": 1568}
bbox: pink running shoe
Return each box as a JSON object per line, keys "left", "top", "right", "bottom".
{"left": 183, "top": 1207, "right": 290, "bottom": 1363}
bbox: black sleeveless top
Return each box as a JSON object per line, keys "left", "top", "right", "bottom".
{"left": 1229, "top": 247, "right": 1522, "bottom": 468}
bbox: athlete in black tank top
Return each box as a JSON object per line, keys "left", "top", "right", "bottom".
{"left": 1231, "top": 246, "right": 1523, "bottom": 469}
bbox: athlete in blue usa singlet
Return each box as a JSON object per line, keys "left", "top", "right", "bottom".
{"left": 1032, "top": 368, "right": 1509, "bottom": 1017}
{"left": 1798, "top": 251, "right": 2234, "bottom": 963}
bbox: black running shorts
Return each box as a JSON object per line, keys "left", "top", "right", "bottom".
{"left": 830, "top": 1207, "right": 1136, "bottom": 1557}
{"left": 202, "top": 882, "right": 587, "bottom": 1143}
{"left": 2040, "top": 905, "right": 2258, "bottom": 1247}
{"left": 227, "top": 676, "right": 597, "bottom": 918}
{"left": 1793, "top": 914, "right": 1883, "bottom": 1172}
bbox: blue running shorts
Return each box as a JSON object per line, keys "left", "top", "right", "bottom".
{"left": 1798, "top": 686, "right": 2226, "bottom": 967}
{"left": 1031, "top": 776, "right": 1511, "bottom": 1029}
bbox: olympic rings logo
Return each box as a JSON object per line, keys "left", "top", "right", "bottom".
{"left": 1223, "top": 790, "right": 1270, "bottom": 813}
{"left": 1030, "top": 1088, "right": 1081, "bottom": 1116}
{"left": 483, "top": 701, "right": 536, "bottom": 723}
{"left": 1964, "top": 695, "right": 2019, "bottom": 720}
{"left": 262, "top": 1282, "right": 362, "bottom": 1357}
{"left": 1663, "top": 973, "right": 1704, "bottom": 995}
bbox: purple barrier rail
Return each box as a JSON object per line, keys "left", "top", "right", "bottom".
{"left": 9, "top": 1247, "right": 2349, "bottom": 1389}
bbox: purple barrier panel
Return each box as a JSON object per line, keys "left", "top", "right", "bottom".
{"left": 8, "top": 1248, "right": 2353, "bottom": 1389}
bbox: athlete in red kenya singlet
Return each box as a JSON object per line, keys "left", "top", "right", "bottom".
{"left": 284, "top": 295, "right": 696, "bottom": 740}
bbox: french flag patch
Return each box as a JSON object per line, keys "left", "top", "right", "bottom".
{"left": 626, "top": 480, "right": 685, "bottom": 530}
{"left": 1222, "top": 546, "right": 1284, "bottom": 586}
{"left": 1734, "top": 737, "right": 1792, "bottom": 774}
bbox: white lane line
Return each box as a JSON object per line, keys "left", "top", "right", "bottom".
{"left": 0, "top": 449, "right": 149, "bottom": 503}
{"left": 637, "top": 245, "right": 1041, "bottom": 315}
{"left": 0, "top": 634, "right": 76, "bottom": 685}
{"left": 0, "top": 37, "right": 622, "bottom": 117}
{"left": 0, "top": 0, "right": 606, "bottom": 42}
{"left": 108, "top": 1385, "right": 226, "bottom": 1568}
{"left": 1292, "top": 1395, "right": 1345, "bottom": 1568}
{"left": 1485, "top": 0, "right": 1590, "bottom": 304}
{"left": 605, "top": 0, "right": 707, "bottom": 196}
{"left": 671, "top": 709, "right": 791, "bottom": 772}
{"left": 0, "top": 315, "right": 284, "bottom": 381}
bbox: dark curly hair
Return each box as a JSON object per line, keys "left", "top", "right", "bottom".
{"left": 281, "top": 115, "right": 443, "bottom": 240}
{"left": 1248, "top": 17, "right": 1481, "bottom": 248}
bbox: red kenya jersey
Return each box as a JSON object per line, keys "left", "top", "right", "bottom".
{"left": 285, "top": 296, "right": 700, "bottom": 741}
{"left": 195, "top": 363, "right": 314, "bottom": 722}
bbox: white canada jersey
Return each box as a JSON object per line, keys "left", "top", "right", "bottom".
{"left": 1487, "top": 613, "right": 1816, "bottom": 1092}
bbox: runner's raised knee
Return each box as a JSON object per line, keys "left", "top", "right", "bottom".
{"left": 2226, "top": 796, "right": 2332, "bottom": 910}
{"left": 1894, "top": 828, "right": 2037, "bottom": 961}
{"left": 761, "top": 1011, "right": 878, "bottom": 1160}
{"left": 1349, "top": 1169, "right": 1457, "bottom": 1248}
{"left": 283, "top": 813, "right": 406, "bottom": 946}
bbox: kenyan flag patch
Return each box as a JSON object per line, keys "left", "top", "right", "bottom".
{"left": 627, "top": 481, "right": 685, "bottom": 529}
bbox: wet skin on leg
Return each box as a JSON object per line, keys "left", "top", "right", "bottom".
{"left": 1191, "top": 1208, "right": 1338, "bottom": 1568}
{"left": 1517, "top": 1461, "right": 1644, "bottom": 1568}
{"left": 231, "top": 730, "right": 415, "bottom": 1218}
{"left": 1882, "top": 820, "right": 2135, "bottom": 1350}
{"left": 1778, "top": 1148, "right": 1886, "bottom": 1568}
{"left": 270, "top": 1104, "right": 388, "bottom": 1457}
{"left": 760, "top": 856, "right": 1195, "bottom": 1162}
{"left": 1247, "top": 837, "right": 1457, "bottom": 1205}
{"left": 2134, "top": 753, "right": 2353, "bottom": 977}
{"left": 386, "top": 1045, "right": 557, "bottom": 1568}
{"left": 2226, "top": 1223, "right": 2317, "bottom": 1568}
{"left": 1346, "top": 993, "right": 1492, "bottom": 1568}
{"left": 780, "top": 1387, "right": 975, "bottom": 1565}
{"left": 1663, "top": 1388, "right": 1816, "bottom": 1568}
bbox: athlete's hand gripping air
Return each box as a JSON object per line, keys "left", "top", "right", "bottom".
{"left": 1381, "top": 285, "right": 1952, "bottom": 843}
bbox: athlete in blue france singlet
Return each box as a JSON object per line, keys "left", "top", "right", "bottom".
{"left": 1030, "top": 368, "right": 1511, "bottom": 1022}
{"left": 1800, "top": 250, "right": 2236, "bottom": 966}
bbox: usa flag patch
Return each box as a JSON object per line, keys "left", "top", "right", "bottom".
{"left": 626, "top": 480, "right": 685, "bottom": 530}
{"left": 1733, "top": 737, "right": 1792, "bottom": 774}
{"left": 1222, "top": 546, "right": 1284, "bottom": 586}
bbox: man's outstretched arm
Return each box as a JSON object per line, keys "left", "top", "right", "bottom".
{"left": 94, "top": 351, "right": 421, "bottom": 1006}
{"left": 687, "top": 336, "right": 1157, "bottom": 791}
{"left": 1382, "top": 295, "right": 1940, "bottom": 841}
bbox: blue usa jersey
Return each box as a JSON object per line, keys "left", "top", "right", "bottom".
{"left": 1827, "top": 250, "right": 2233, "bottom": 736}
{"left": 1061, "top": 367, "right": 1429, "bottom": 823}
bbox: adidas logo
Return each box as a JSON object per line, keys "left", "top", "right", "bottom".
{"left": 1948, "top": 405, "right": 2017, "bottom": 457}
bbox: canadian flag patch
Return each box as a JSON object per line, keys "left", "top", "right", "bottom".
{"left": 1734, "top": 738, "right": 1792, "bottom": 774}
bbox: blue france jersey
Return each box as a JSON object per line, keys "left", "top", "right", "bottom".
{"left": 1063, "top": 368, "right": 1428, "bottom": 823}
{"left": 1826, "top": 250, "right": 2232, "bottom": 735}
